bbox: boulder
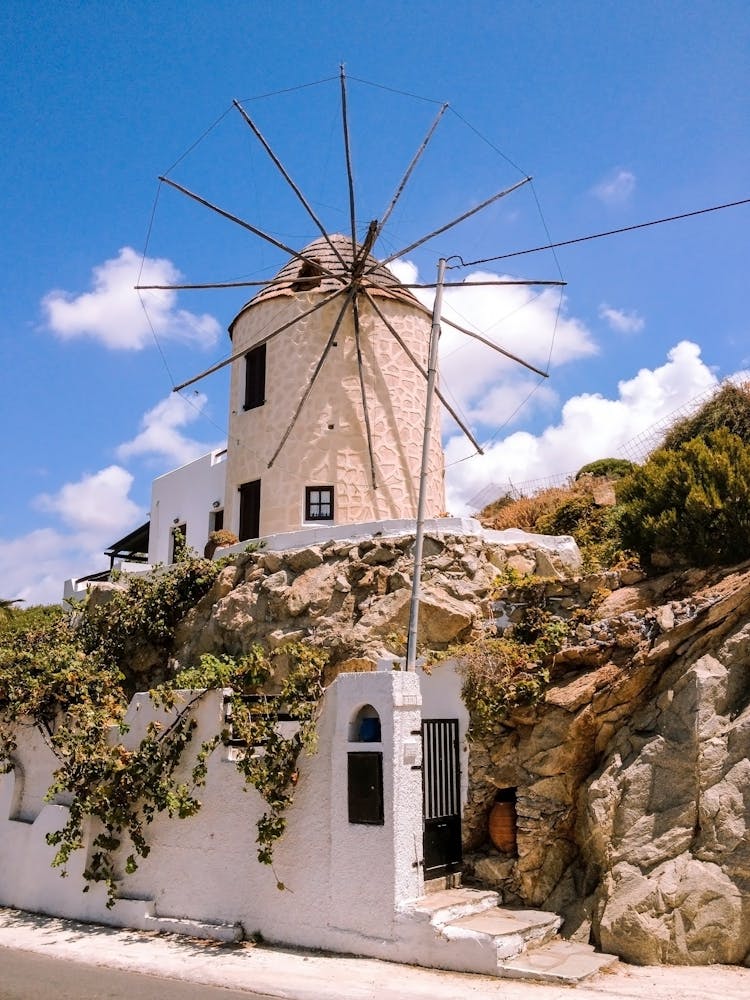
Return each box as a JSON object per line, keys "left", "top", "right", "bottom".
{"left": 357, "top": 585, "right": 476, "bottom": 644}
{"left": 285, "top": 563, "right": 336, "bottom": 618}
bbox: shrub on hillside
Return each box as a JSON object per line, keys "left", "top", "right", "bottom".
{"left": 617, "top": 428, "right": 750, "bottom": 567}
{"left": 480, "top": 479, "right": 629, "bottom": 571}
{"left": 661, "top": 381, "right": 750, "bottom": 450}
{"left": 534, "top": 492, "right": 626, "bottom": 571}
{"left": 575, "top": 458, "right": 635, "bottom": 480}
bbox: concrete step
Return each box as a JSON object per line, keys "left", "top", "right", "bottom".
{"left": 446, "top": 907, "right": 561, "bottom": 960}
{"left": 404, "top": 888, "right": 499, "bottom": 926}
{"left": 144, "top": 914, "right": 243, "bottom": 943}
{"left": 112, "top": 895, "right": 156, "bottom": 923}
{"left": 113, "top": 895, "right": 242, "bottom": 942}
{"left": 496, "top": 939, "right": 619, "bottom": 984}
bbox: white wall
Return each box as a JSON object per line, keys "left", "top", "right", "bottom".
{"left": 0, "top": 672, "right": 426, "bottom": 956}
{"left": 148, "top": 449, "right": 227, "bottom": 565}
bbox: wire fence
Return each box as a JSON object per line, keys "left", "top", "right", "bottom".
{"left": 468, "top": 381, "right": 730, "bottom": 513}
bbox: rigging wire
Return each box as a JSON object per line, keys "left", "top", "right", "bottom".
{"left": 346, "top": 74, "right": 446, "bottom": 106}
{"left": 456, "top": 196, "right": 750, "bottom": 268}
{"left": 447, "top": 106, "right": 528, "bottom": 178}
{"left": 161, "top": 106, "right": 234, "bottom": 178}
{"left": 236, "top": 76, "right": 338, "bottom": 104}
{"left": 137, "top": 182, "right": 178, "bottom": 387}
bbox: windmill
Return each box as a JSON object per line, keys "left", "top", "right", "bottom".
{"left": 136, "top": 68, "right": 562, "bottom": 663}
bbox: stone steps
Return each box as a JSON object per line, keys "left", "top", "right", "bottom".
{"left": 402, "top": 888, "right": 617, "bottom": 982}
{"left": 497, "top": 939, "right": 619, "bottom": 983}
{"left": 406, "top": 887, "right": 500, "bottom": 926}
{"left": 446, "top": 906, "right": 561, "bottom": 960}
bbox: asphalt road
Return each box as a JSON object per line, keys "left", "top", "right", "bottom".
{"left": 0, "top": 947, "right": 279, "bottom": 1000}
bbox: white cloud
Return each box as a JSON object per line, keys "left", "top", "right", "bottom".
{"left": 599, "top": 304, "right": 645, "bottom": 334}
{"left": 3, "top": 466, "right": 147, "bottom": 604}
{"left": 35, "top": 465, "right": 144, "bottom": 537}
{"left": 0, "top": 528, "right": 108, "bottom": 606}
{"left": 42, "top": 246, "right": 221, "bottom": 351}
{"left": 592, "top": 169, "right": 636, "bottom": 205}
{"left": 445, "top": 340, "right": 719, "bottom": 513}
{"left": 117, "top": 392, "right": 222, "bottom": 467}
{"left": 388, "top": 260, "right": 597, "bottom": 434}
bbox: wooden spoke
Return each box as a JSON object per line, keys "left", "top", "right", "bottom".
{"left": 233, "top": 98, "right": 348, "bottom": 269}
{"left": 267, "top": 288, "right": 356, "bottom": 468}
{"left": 375, "top": 102, "right": 449, "bottom": 241}
{"left": 339, "top": 65, "right": 358, "bottom": 252}
{"left": 438, "top": 313, "right": 549, "bottom": 378}
{"left": 159, "top": 175, "right": 344, "bottom": 282}
{"left": 361, "top": 287, "right": 483, "bottom": 455}
{"left": 172, "top": 288, "right": 347, "bottom": 393}
{"left": 370, "top": 176, "right": 532, "bottom": 273}
{"left": 351, "top": 294, "right": 377, "bottom": 489}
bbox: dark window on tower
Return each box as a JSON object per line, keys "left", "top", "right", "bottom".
{"left": 244, "top": 343, "right": 266, "bottom": 411}
{"left": 305, "top": 486, "right": 334, "bottom": 521}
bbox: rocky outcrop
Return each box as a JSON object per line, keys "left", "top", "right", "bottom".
{"left": 465, "top": 562, "right": 750, "bottom": 967}
{"left": 172, "top": 530, "right": 579, "bottom": 681}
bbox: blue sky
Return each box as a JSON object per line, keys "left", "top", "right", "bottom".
{"left": 2, "top": 1, "right": 748, "bottom": 602}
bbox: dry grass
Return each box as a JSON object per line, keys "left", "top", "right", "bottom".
{"left": 479, "top": 480, "right": 593, "bottom": 531}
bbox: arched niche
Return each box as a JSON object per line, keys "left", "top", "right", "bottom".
{"left": 348, "top": 704, "right": 382, "bottom": 743}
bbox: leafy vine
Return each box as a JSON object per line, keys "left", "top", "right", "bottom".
{"left": 0, "top": 559, "right": 326, "bottom": 905}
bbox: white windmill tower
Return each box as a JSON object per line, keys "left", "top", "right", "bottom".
{"left": 222, "top": 232, "right": 446, "bottom": 539}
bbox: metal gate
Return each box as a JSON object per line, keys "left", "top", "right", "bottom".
{"left": 421, "top": 719, "right": 462, "bottom": 878}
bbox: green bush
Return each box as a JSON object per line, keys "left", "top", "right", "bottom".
{"left": 575, "top": 458, "right": 635, "bottom": 480}
{"left": 617, "top": 428, "right": 750, "bottom": 566}
{"left": 535, "top": 492, "right": 627, "bottom": 571}
{"left": 458, "top": 637, "right": 550, "bottom": 737}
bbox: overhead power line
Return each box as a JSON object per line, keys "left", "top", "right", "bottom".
{"left": 456, "top": 196, "right": 750, "bottom": 267}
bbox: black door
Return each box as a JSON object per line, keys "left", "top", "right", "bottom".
{"left": 238, "top": 479, "right": 261, "bottom": 540}
{"left": 422, "top": 719, "right": 462, "bottom": 878}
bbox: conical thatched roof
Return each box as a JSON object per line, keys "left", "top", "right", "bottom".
{"left": 229, "top": 234, "right": 420, "bottom": 335}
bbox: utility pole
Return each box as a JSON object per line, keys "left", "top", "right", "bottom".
{"left": 406, "top": 257, "right": 447, "bottom": 671}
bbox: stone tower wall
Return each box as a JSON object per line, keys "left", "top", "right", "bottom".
{"left": 224, "top": 290, "right": 445, "bottom": 537}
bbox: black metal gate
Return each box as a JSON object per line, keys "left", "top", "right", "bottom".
{"left": 422, "top": 718, "right": 462, "bottom": 878}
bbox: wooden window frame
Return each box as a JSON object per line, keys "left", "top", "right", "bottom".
{"left": 305, "top": 486, "right": 334, "bottom": 522}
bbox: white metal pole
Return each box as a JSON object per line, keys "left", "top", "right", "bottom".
{"left": 406, "top": 257, "right": 447, "bottom": 670}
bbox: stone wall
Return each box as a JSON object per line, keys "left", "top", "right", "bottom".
{"left": 169, "top": 526, "right": 580, "bottom": 687}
